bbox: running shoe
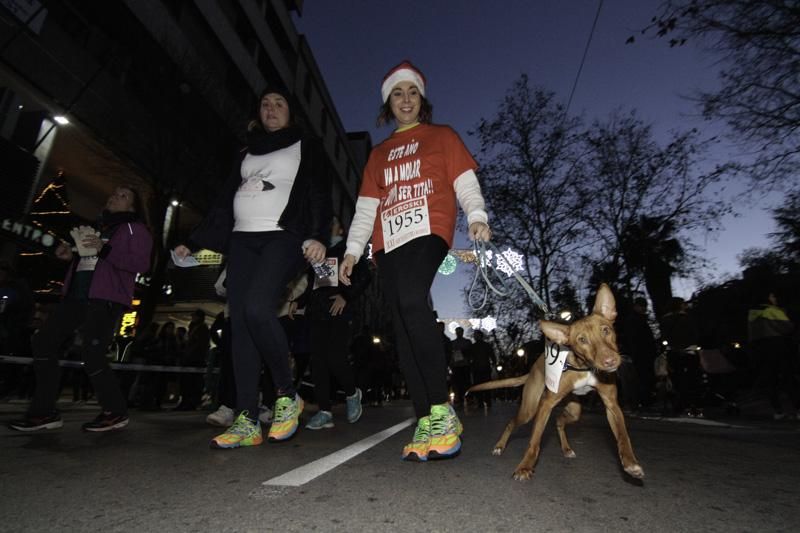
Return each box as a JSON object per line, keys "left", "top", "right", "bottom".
{"left": 427, "top": 403, "right": 462, "bottom": 459}
{"left": 268, "top": 395, "right": 304, "bottom": 442}
{"left": 82, "top": 412, "right": 129, "bottom": 432}
{"left": 401, "top": 416, "right": 431, "bottom": 462}
{"left": 206, "top": 404, "right": 234, "bottom": 427}
{"left": 258, "top": 405, "right": 273, "bottom": 425}
{"left": 346, "top": 388, "right": 363, "bottom": 423}
{"left": 9, "top": 413, "right": 63, "bottom": 432}
{"left": 306, "top": 410, "right": 334, "bottom": 430}
{"left": 210, "top": 412, "right": 262, "bottom": 449}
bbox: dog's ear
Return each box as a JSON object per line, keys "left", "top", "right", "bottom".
{"left": 540, "top": 320, "right": 570, "bottom": 345}
{"left": 592, "top": 283, "right": 618, "bottom": 322}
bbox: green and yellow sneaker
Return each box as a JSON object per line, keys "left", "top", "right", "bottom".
{"left": 210, "top": 412, "right": 262, "bottom": 449}
{"left": 402, "top": 416, "right": 431, "bottom": 462}
{"left": 268, "top": 395, "right": 304, "bottom": 442}
{"left": 428, "top": 403, "right": 462, "bottom": 459}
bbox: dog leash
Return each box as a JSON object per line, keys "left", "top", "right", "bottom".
{"left": 469, "top": 240, "right": 551, "bottom": 318}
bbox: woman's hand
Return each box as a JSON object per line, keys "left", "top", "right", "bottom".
{"left": 303, "top": 239, "right": 326, "bottom": 264}
{"left": 82, "top": 234, "right": 103, "bottom": 252}
{"left": 329, "top": 294, "right": 347, "bottom": 316}
{"left": 469, "top": 221, "right": 492, "bottom": 242}
{"left": 287, "top": 301, "right": 298, "bottom": 320}
{"left": 55, "top": 242, "right": 73, "bottom": 261}
{"left": 339, "top": 254, "right": 357, "bottom": 286}
{"left": 173, "top": 244, "right": 191, "bottom": 259}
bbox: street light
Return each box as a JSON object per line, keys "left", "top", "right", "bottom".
{"left": 53, "top": 115, "right": 69, "bottom": 125}
{"left": 516, "top": 348, "right": 525, "bottom": 357}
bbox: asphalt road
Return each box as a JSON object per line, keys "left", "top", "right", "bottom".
{"left": 1, "top": 399, "right": 798, "bottom": 532}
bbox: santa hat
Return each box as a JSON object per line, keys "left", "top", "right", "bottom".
{"left": 381, "top": 61, "right": 426, "bottom": 103}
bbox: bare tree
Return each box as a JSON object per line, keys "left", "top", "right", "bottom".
{"left": 636, "top": 0, "right": 800, "bottom": 189}
{"left": 579, "top": 110, "right": 733, "bottom": 318}
{"left": 470, "top": 74, "right": 592, "bottom": 317}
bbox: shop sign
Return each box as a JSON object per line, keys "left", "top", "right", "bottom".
{"left": 1, "top": 218, "right": 56, "bottom": 248}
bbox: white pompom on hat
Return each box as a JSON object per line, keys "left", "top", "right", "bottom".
{"left": 381, "top": 60, "right": 426, "bottom": 103}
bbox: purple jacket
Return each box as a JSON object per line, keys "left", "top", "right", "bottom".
{"left": 62, "top": 220, "right": 153, "bottom": 308}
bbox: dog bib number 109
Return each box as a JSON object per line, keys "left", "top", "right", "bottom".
{"left": 544, "top": 340, "right": 570, "bottom": 393}
{"left": 381, "top": 196, "right": 431, "bottom": 253}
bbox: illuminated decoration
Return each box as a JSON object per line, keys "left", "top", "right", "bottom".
{"left": 481, "top": 316, "right": 497, "bottom": 332}
{"left": 444, "top": 315, "right": 497, "bottom": 333}
{"left": 119, "top": 311, "right": 137, "bottom": 335}
{"left": 449, "top": 247, "right": 526, "bottom": 277}
{"left": 449, "top": 249, "right": 478, "bottom": 264}
{"left": 447, "top": 321, "right": 461, "bottom": 335}
{"left": 193, "top": 249, "right": 224, "bottom": 265}
{"left": 494, "top": 247, "right": 525, "bottom": 277}
{"left": 437, "top": 254, "right": 457, "bottom": 275}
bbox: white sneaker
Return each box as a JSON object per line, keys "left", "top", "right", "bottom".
{"left": 206, "top": 405, "right": 234, "bottom": 427}
{"left": 258, "top": 406, "right": 273, "bottom": 424}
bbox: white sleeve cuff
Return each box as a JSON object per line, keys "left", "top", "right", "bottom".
{"left": 454, "top": 169, "right": 488, "bottom": 226}
{"left": 345, "top": 196, "right": 379, "bottom": 261}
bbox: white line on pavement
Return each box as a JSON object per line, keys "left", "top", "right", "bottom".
{"left": 263, "top": 417, "right": 416, "bottom": 487}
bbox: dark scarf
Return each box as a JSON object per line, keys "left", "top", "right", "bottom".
{"left": 246, "top": 125, "right": 302, "bottom": 156}
{"left": 98, "top": 210, "right": 140, "bottom": 237}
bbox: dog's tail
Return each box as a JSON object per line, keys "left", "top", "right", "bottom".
{"left": 467, "top": 375, "right": 528, "bottom": 393}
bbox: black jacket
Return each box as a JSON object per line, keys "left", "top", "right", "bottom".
{"left": 303, "top": 238, "right": 371, "bottom": 321}
{"left": 189, "top": 135, "right": 332, "bottom": 253}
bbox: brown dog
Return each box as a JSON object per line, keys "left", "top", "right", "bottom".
{"left": 468, "top": 284, "right": 644, "bottom": 481}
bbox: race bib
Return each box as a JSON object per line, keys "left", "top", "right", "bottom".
{"left": 313, "top": 257, "right": 339, "bottom": 289}
{"left": 381, "top": 196, "right": 431, "bottom": 253}
{"left": 544, "top": 340, "right": 570, "bottom": 393}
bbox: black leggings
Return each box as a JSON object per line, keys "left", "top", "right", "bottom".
{"left": 29, "top": 298, "right": 126, "bottom": 416}
{"left": 376, "top": 235, "right": 449, "bottom": 418}
{"left": 226, "top": 231, "right": 306, "bottom": 417}
{"left": 310, "top": 315, "right": 355, "bottom": 411}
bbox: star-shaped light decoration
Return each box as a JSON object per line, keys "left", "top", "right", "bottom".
{"left": 480, "top": 316, "right": 498, "bottom": 332}
{"left": 437, "top": 254, "right": 458, "bottom": 275}
{"left": 494, "top": 247, "right": 525, "bottom": 277}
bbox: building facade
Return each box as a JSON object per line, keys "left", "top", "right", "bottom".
{"left": 0, "top": 0, "right": 371, "bottom": 327}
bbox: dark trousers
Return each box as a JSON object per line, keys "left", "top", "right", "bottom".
{"left": 310, "top": 315, "right": 355, "bottom": 411}
{"left": 226, "top": 231, "right": 306, "bottom": 417}
{"left": 376, "top": 235, "right": 449, "bottom": 419}
{"left": 29, "top": 298, "right": 126, "bottom": 416}
{"left": 471, "top": 368, "right": 492, "bottom": 407}
{"left": 753, "top": 338, "right": 800, "bottom": 413}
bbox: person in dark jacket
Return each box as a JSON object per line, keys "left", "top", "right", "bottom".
{"left": 175, "top": 309, "right": 210, "bottom": 411}
{"left": 467, "top": 330, "right": 496, "bottom": 408}
{"left": 10, "top": 185, "right": 153, "bottom": 432}
{"left": 304, "top": 218, "right": 370, "bottom": 430}
{"left": 174, "top": 86, "right": 331, "bottom": 448}
{"left": 748, "top": 289, "right": 798, "bottom": 419}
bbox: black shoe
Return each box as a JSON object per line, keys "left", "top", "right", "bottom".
{"left": 9, "top": 413, "right": 63, "bottom": 432}
{"left": 82, "top": 412, "right": 129, "bottom": 432}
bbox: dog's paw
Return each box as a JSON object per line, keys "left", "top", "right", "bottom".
{"left": 624, "top": 464, "right": 645, "bottom": 479}
{"left": 492, "top": 447, "right": 504, "bottom": 456}
{"left": 512, "top": 468, "right": 534, "bottom": 481}
{"left": 562, "top": 448, "right": 576, "bottom": 459}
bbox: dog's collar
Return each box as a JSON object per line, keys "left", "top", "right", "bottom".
{"left": 562, "top": 348, "right": 594, "bottom": 373}
{"left": 563, "top": 361, "right": 593, "bottom": 373}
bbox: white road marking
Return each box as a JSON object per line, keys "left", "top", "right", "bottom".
{"left": 263, "top": 418, "right": 416, "bottom": 487}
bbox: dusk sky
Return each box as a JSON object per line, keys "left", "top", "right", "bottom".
{"left": 293, "top": 0, "right": 779, "bottom": 319}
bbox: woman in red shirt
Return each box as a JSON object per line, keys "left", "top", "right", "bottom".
{"left": 340, "top": 61, "right": 491, "bottom": 461}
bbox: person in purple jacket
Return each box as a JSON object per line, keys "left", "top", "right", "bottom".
{"left": 9, "top": 186, "right": 153, "bottom": 433}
